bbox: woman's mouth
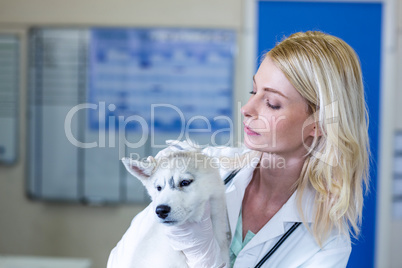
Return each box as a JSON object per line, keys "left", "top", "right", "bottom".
{"left": 244, "top": 124, "right": 260, "bottom": 136}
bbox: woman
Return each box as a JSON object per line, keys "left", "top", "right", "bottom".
{"left": 108, "top": 31, "right": 370, "bottom": 267}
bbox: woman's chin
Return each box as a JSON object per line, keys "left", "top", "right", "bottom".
{"left": 243, "top": 138, "right": 268, "bottom": 151}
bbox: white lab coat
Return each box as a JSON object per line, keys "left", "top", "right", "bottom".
{"left": 107, "top": 147, "right": 351, "bottom": 268}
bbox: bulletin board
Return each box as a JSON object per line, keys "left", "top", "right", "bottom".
{"left": 27, "top": 27, "right": 236, "bottom": 204}
{"left": 88, "top": 28, "right": 234, "bottom": 133}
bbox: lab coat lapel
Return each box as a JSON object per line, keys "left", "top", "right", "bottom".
{"left": 242, "top": 207, "right": 286, "bottom": 251}
{"left": 225, "top": 187, "right": 242, "bottom": 239}
{"left": 225, "top": 157, "right": 259, "bottom": 238}
{"left": 241, "top": 188, "right": 315, "bottom": 251}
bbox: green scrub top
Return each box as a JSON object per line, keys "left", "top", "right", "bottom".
{"left": 229, "top": 209, "right": 255, "bottom": 267}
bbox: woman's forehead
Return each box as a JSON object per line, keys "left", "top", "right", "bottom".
{"left": 255, "top": 57, "right": 305, "bottom": 102}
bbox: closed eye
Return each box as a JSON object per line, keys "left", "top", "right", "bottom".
{"left": 267, "top": 100, "right": 281, "bottom": 110}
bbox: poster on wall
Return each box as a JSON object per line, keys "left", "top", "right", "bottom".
{"left": 88, "top": 28, "right": 236, "bottom": 133}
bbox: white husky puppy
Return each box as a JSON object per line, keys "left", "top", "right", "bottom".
{"left": 121, "top": 150, "right": 230, "bottom": 268}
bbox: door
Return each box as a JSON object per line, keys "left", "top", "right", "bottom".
{"left": 257, "top": 2, "right": 382, "bottom": 267}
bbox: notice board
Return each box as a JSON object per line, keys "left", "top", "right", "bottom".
{"left": 28, "top": 27, "right": 236, "bottom": 204}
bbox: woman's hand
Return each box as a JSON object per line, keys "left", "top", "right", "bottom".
{"left": 162, "top": 202, "right": 226, "bottom": 268}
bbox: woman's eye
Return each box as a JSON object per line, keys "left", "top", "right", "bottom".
{"left": 249, "top": 90, "right": 256, "bottom": 95}
{"left": 179, "top": 180, "right": 193, "bottom": 187}
{"left": 267, "top": 100, "right": 281, "bottom": 110}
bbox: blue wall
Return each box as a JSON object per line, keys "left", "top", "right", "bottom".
{"left": 257, "top": 2, "right": 382, "bottom": 267}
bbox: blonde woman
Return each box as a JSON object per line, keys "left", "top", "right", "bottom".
{"left": 108, "top": 31, "right": 369, "bottom": 268}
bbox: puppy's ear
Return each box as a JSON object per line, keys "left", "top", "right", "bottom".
{"left": 121, "top": 156, "right": 156, "bottom": 181}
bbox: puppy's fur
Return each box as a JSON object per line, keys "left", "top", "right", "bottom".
{"left": 122, "top": 150, "right": 230, "bottom": 268}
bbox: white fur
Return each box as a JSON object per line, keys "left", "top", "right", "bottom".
{"left": 122, "top": 150, "right": 230, "bottom": 268}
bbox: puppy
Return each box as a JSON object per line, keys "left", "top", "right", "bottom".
{"left": 122, "top": 150, "right": 230, "bottom": 268}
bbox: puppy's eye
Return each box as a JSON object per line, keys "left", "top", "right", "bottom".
{"left": 179, "top": 180, "right": 193, "bottom": 187}
{"left": 156, "top": 186, "right": 162, "bottom": 191}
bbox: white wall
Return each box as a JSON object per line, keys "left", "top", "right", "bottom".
{"left": 0, "top": 0, "right": 242, "bottom": 28}
{"left": 0, "top": 1, "right": 245, "bottom": 268}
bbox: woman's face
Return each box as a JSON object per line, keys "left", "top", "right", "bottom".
{"left": 242, "top": 56, "right": 315, "bottom": 158}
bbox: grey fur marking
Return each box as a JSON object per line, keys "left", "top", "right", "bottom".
{"left": 168, "top": 177, "right": 175, "bottom": 189}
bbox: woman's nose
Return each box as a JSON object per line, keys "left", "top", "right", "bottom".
{"left": 241, "top": 98, "right": 256, "bottom": 118}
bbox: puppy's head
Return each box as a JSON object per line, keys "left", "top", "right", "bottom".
{"left": 122, "top": 151, "right": 221, "bottom": 225}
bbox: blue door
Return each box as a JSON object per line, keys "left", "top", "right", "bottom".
{"left": 257, "top": 2, "right": 382, "bottom": 267}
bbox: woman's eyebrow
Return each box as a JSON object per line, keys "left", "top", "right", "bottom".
{"left": 253, "top": 76, "right": 289, "bottom": 99}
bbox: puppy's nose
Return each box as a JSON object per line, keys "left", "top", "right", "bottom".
{"left": 155, "top": 205, "right": 171, "bottom": 219}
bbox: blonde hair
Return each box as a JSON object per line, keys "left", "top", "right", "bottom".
{"left": 267, "top": 31, "right": 370, "bottom": 245}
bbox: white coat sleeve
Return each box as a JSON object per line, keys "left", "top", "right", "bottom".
{"left": 107, "top": 205, "right": 153, "bottom": 268}
{"left": 300, "top": 234, "right": 352, "bottom": 268}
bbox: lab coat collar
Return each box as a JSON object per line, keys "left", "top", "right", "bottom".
{"left": 225, "top": 153, "right": 260, "bottom": 239}
{"left": 282, "top": 186, "right": 315, "bottom": 224}
{"left": 225, "top": 156, "right": 316, "bottom": 250}
{"left": 243, "top": 186, "right": 316, "bottom": 251}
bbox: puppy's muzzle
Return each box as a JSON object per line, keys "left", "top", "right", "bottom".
{"left": 155, "top": 205, "right": 171, "bottom": 219}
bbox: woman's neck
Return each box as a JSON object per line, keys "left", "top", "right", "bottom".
{"left": 241, "top": 152, "right": 306, "bottom": 235}
{"left": 253, "top": 152, "right": 305, "bottom": 201}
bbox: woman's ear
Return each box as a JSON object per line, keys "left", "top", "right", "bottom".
{"left": 309, "top": 124, "right": 323, "bottom": 137}
{"left": 302, "top": 110, "right": 322, "bottom": 139}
